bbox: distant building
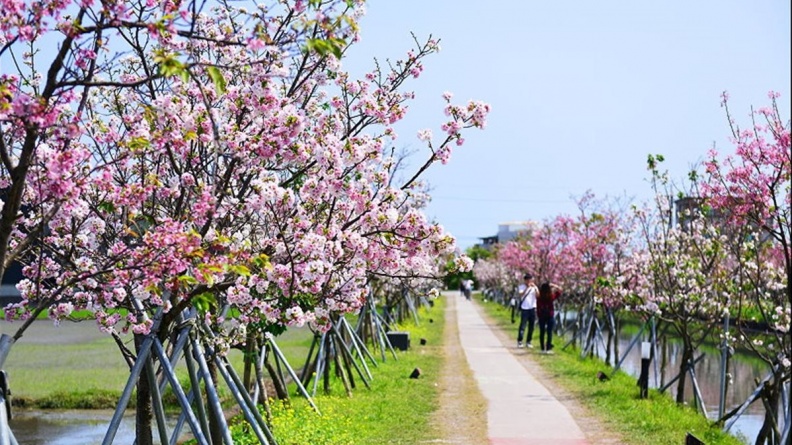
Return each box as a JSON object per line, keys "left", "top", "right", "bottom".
{"left": 674, "top": 196, "right": 771, "bottom": 244}
{"left": 478, "top": 235, "right": 498, "bottom": 246}
{"left": 497, "top": 221, "right": 530, "bottom": 243}
{"left": 477, "top": 221, "right": 531, "bottom": 248}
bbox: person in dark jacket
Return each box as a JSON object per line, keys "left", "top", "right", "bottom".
{"left": 537, "top": 282, "right": 562, "bottom": 353}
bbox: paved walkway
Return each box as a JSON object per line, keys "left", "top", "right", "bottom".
{"left": 453, "top": 293, "right": 589, "bottom": 445}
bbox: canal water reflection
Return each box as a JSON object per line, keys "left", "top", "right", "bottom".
{"left": 587, "top": 322, "right": 768, "bottom": 444}
{"left": 9, "top": 409, "right": 181, "bottom": 445}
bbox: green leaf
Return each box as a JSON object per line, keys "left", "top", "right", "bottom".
{"left": 227, "top": 264, "right": 251, "bottom": 277}
{"left": 305, "top": 38, "right": 344, "bottom": 58}
{"left": 253, "top": 254, "right": 272, "bottom": 270}
{"left": 192, "top": 292, "right": 216, "bottom": 313}
{"left": 97, "top": 201, "right": 116, "bottom": 214}
{"left": 206, "top": 66, "right": 227, "bottom": 94}
{"left": 178, "top": 275, "right": 199, "bottom": 285}
{"left": 154, "top": 51, "right": 189, "bottom": 81}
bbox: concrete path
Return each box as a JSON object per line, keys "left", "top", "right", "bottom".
{"left": 454, "top": 293, "right": 589, "bottom": 445}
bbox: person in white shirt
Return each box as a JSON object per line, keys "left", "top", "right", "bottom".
{"left": 462, "top": 279, "right": 473, "bottom": 300}
{"left": 516, "top": 273, "right": 538, "bottom": 348}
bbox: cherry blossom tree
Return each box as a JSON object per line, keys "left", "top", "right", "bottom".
{"left": 1, "top": 1, "right": 487, "bottom": 442}
{"left": 472, "top": 256, "right": 519, "bottom": 304}
{"left": 632, "top": 155, "right": 731, "bottom": 406}
{"left": 702, "top": 93, "right": 790, "bottom": 444}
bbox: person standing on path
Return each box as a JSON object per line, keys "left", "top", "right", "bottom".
{"left": 516, "top": 273, "right": 538, "bottom": 348}
{"left": 462, "top": 279, "right": 473, "bottom": 301}
{"left": 537, "top": 281, "right": 562, "bottom": 353}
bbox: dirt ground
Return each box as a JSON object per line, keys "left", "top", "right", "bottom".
{"left": 430, "top": 293, "right": 489, "bottom": 444}
{"left": 433, "top": 294, "right": 624, "bottom": 444}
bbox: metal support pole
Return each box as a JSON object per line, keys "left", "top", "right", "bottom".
{"left": 724, "top": 367, "right": 777, "bottom": 432}
{"left": 168, "top": 389, "right": 196, "bottom": 445}
{"left": 659, "top": 354, "right": 706, "bottom": 393}
{"left": 651, "top": 317, "right": 659, "bottom": 388}
{"left": 593, "top": 317, "right": 609, "bottom": 358}
{"left": 331, "top": 322, "right": 370, "bottom": 389}
{"left": 405, "top": 294, "right": 420, "bottom": 326}
{"left": 779, "top": 380, "right": 790, "bottom": 445}
{"left": 190, "top": 336, "right": 232, "bottom": 445}
{"left": 0, "top": 396, "right": 18, "bottom": 445}
{"left": 717, "top": 314, "right": 730, "bottom": 419}
{"left": 612, "top": 320, "right": 647, "bottom": 374}
{"left": 340, "top": 317, "right": 375, "bottom": 376}
{"left": 253, "top": 341, "right": 268, "bottom": 404}
{"left": 144, "top": 356, "right": 170, "bottom": 445}
{"left": 688, "top": 365, "right": 708, "bottom": 418}
{"left": 581, "top": 305, "right": 596, "bottom": 358}
{"left": 170, "top": 339, "right": 211, "bottom": 445}
{"left": 375, "top": 311, "right": 398, "bottom": 360}
{"left": 212, "top": 356, "right": 270, "bottom": 445}
{"left": 152, "top": 339, "right": 209, "bottom": 445}
{"left": 298, "top": 335, "right": 318, "bottom": 384}
{"left": 311, "top": 333, "right": 327, "bottom": 396}
{"left": 269, "top": 339, "right": 320, "bottom": 414}
{"left": 102, "top": 335, "right": 154, "bottom": 445}
{"left": 222, "top": 357, "right": 278, "bottom": 445}
{"left": 0, "top": 335, "right": 15, "bottom": 370}
{"left": 158, "top": 323, "right": 192, "bottom": 393}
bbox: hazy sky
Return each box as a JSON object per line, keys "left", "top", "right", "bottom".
{"left": 344, "top": 1, "right": 791, "bottom": 249}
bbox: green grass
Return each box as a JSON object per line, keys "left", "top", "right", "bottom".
{"left": 4, "top": 322, "right": 314, "bottom": 409}
{"left": 6, "top": 336, "right": 131, "bottom": 403}
{"left": 230, "top": 299, "right": 446, "bottom": 445}
{"left": 478, "top": 298, "right": 747, "bottom": 445}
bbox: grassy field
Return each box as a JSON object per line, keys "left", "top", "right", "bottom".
{"left": 477, "top": 296, "right": 747, "bottom": 445}
{"left": 3, "top": 320, "right": 314, "bottom": 408}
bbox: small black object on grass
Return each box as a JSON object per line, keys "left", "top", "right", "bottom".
{"left": 596, "top": 371, "right": 610, "bottom": 382}
{"left": 409, "top": 368, "right": 422, "bottom": 379}
{"left": 420, "top": 338, "right": 427, "bottom": 345}
{"left": 685, "top": 432, "right": 704, "bottom": 445}
{"left": 429, "top": 318, "right": 434, "bottom": 323}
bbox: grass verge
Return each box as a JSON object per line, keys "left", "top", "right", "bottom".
{"left": 477, "top": 297, "right": 747, "bottom": 445}
{"left": 230, "top": 298, "right": 446, "bottom": 445}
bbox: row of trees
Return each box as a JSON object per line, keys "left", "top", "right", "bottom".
{"left": 473, "top": 93, "right": 790, "bottom": 445}
{"left": 1, "top": 0, "right": 484, "bottom": 443}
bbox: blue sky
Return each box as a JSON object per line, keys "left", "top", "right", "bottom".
{"left": 344, "top": 0, "right": 791, "bottom": 249}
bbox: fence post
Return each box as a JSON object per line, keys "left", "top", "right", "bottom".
{"left": 718, "top": 314, "right": 730, "bottom": 419}
{"left": 638, "top": 342, "right": 651, "bottom": 398}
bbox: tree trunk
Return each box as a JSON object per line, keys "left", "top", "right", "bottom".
{"left": 613, "top": 315, "right": 620, "bottom": 367}
{"left": 134, "top": 334, "right": 153, "bottom": 445}
{"left": 207, "top": 359, "right": 224, "bottom": 445}
{"left": 605, "top": 310, "right": 614, "bottom": 365}
{"left": 265, "top": 354, "right": 289, "bottom": 400}
{"left": 242, "top": 332, "right": 255, "bottom": 393}
{"left": 675, "top": 343, "right": 693, "bottom": 405}
{"left": 323, "top": 334, "right": 332, "bottom": 393}
{"left": 757, "top": 377, "right": 781, "bottom": 445}
{"left": 659, "top": 332, "right": 668, "bottom": 389}
{"left": 253, "top": 348, "right": 273, "bottom": 422}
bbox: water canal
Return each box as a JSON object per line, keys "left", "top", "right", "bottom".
{"left": 583, "top": 319, "right": 772, "bottom": 444}
{"left": 10, "top": 410, "right": 145, "bottom": 445}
